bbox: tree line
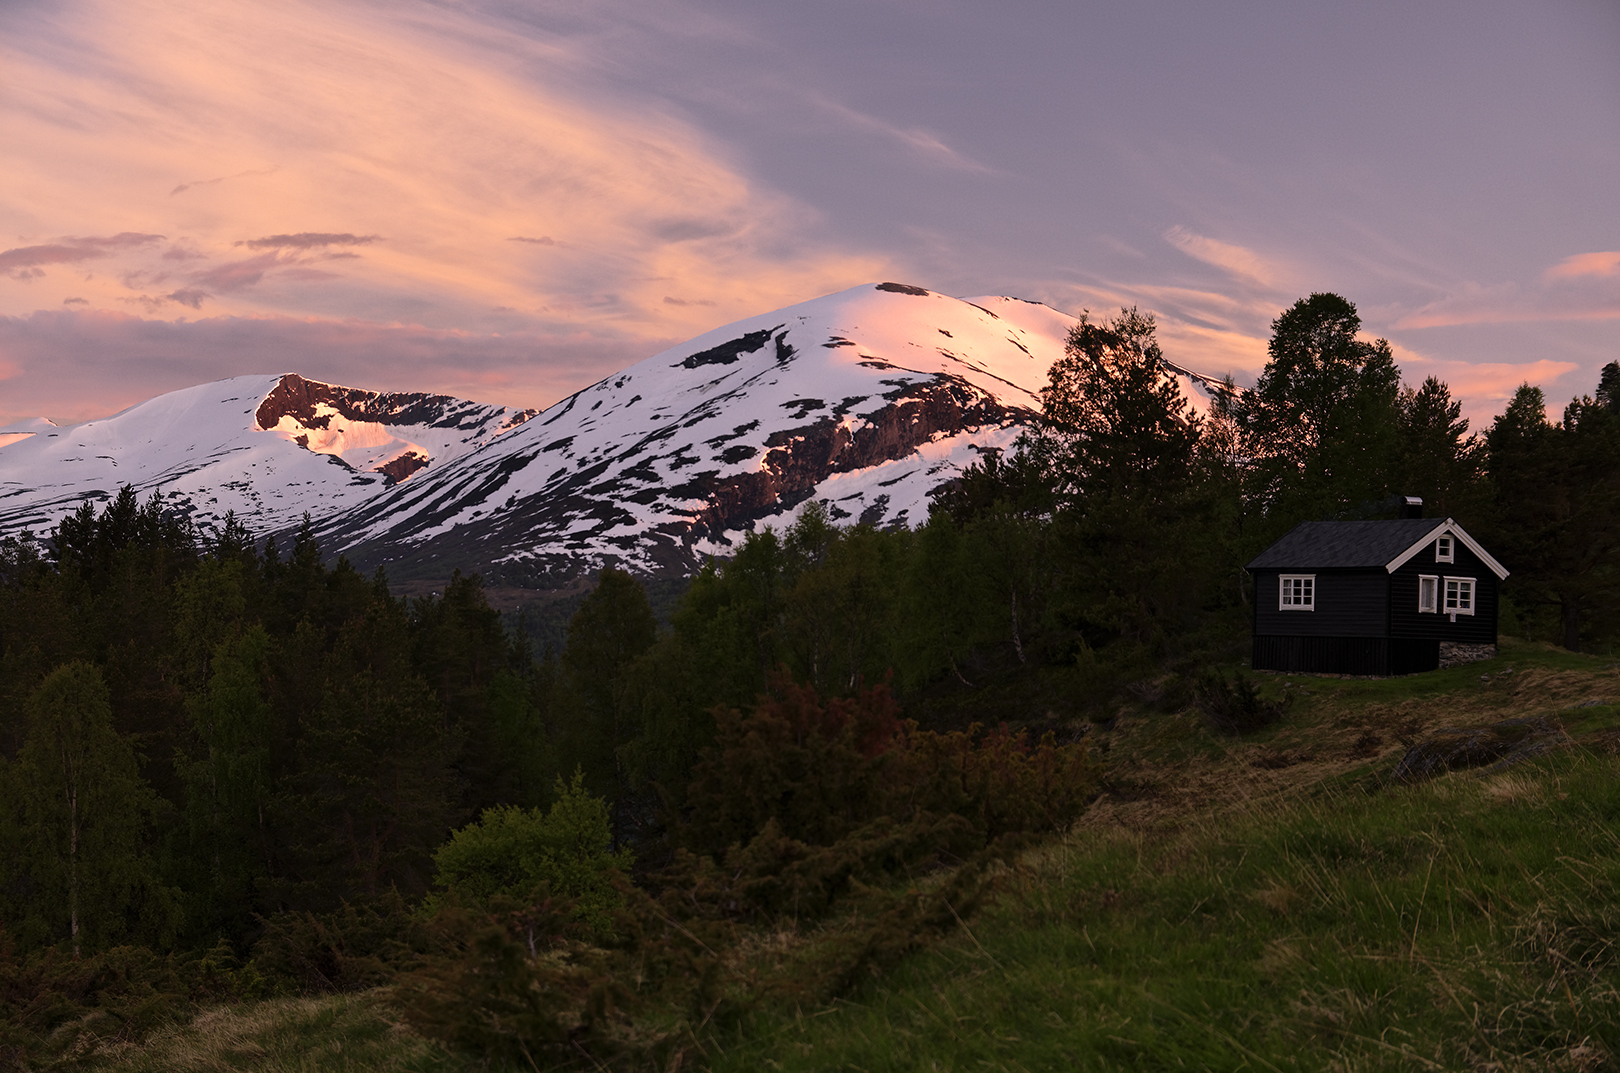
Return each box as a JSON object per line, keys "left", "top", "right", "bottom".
{"left": 0, "top": 289, "right": 1613, "bottom": 1060}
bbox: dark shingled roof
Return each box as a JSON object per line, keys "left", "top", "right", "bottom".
{"left": 1246, "top": 519, "right": 1443, "bottom": 571}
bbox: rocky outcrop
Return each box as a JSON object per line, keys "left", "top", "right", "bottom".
{"left": 255, "top": 373, "right": 537, "bottom": 432}
{"left": 1391, "top": 716, "right": 1571, "bottom": 783}
{"left": 678, "top": 375, "right": 1032, "bottom": 535}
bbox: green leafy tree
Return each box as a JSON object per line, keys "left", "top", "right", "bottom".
{"left": 1239, "top": 293, "right": 1402, "bottom": 522}
{"left": 782, "top": 521, "right": 904, "bottom": 695}
{"left": 3, "top": 661, "right": 178, "bottom": 954}
{"left": 179, "top": 626, "right": 275, "bottom": 941}
{"left": 429, "top": 771, "right": 631, "bottom": 935}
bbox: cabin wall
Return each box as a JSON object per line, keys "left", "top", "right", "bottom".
{"left": 1252, "top": 636, "right": 1439, "bottom": 676}
{"left": 1388, "top": 539, "right": 1499, "bottom": 644}
{"left": 1252, "top": 569, "right": 1388, "bottom": 637}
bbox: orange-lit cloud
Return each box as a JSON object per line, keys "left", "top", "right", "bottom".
{"left": 1163, "top": 227, "right": 1285, "bottom": 289}
{"left": 1545, "top": 251, "right": 1620, "bottom": 280}
{"left": 1386, "top": 339, "right": 1580, "bottom": 425}
{"left": 1396, "top": 254, "right": 1620, "bottom": 330}
{"left": 0, "top": 0, "right": 885, "bottom": 350}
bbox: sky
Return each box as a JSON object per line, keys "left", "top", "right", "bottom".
{"left": 2, "top": 0, "right": 1617, "bottom": 429}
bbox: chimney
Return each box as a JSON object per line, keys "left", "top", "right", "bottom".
{"left": 1401, "top": 496, "right": 1423, "bottom": 519}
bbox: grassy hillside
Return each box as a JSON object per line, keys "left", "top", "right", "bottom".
{"left": 50, "top": 640, "right": 1620, "bottom": 1072}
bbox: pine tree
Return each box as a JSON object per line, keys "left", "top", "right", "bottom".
{"left": 1395, "top": 376, "right": 1485, "bottom": 518}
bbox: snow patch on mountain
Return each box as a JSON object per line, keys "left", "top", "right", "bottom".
{"left": 0, "top": 374, "right": 534, "bottom": 540}
{"left": 311, "top": 284, "right": 1085, "bottom": 579}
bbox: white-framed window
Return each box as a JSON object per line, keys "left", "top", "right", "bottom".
{"left": 1279, "top": 574, "right": 1315, "bottom": 610}
{"left": 1436, "top": 534, "right": 1454, "bottom": 563}
{"left": 1443, "top": 576, "right": 1475, "bottom": 618}
{"left": 1418, "top": 575, "right": 1439, "bottom": 613}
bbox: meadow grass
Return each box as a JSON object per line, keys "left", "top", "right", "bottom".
{"left": 709, "top": 746, "right": 1620, "bottom": 1072}
{"left": 69, "top": 638, "right": 1620, "bottom": 1071}
{"left": 49, "top": 990, "right": 503, "bottom": 1073}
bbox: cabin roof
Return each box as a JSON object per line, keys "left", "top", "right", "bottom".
{"left": 1246, "top": 518, "right": 1509, "bottom": 580}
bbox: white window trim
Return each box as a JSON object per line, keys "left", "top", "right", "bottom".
{"left": 1443, "top": 576, "right": 1476, "bottom": 620}
{"left": 1418, "top": 574, "right": 1438, "bottom": 613}
{"left": 1435, "top": 534, "right": 1454, "bottom": 564}
{"left": 1279, "top": 574, "right": 1315, "bottom": 611}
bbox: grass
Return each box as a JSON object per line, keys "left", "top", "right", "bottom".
{"left": 52, "top": 990, "right": 497, "bottom": 1073}
{"left": 709, "top": 748, "right": 1620, "bottom": 1071}
{"left": 62, "top": 638, "right": 1620, "bottom": 1071}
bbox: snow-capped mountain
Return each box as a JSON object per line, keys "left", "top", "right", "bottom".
{"left": 0, "top": 373, "right": 535, "bottom": 540}
{"left": 0, "top": 282, "right": 1222, "bottom": 583}
{"left": 313, "top": 283, "right": 1075, "bottom": 582}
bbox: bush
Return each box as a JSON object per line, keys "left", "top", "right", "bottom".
{"left": 251, "top": 889, "right": 429, "bottom": 993}
{"left": 428, "top": 771, "right": 633, "bottom": 936}
{"left": 677, "top": 676, "right": 1095, "bottom": 921}
{"left": 0, "top": 936, "right": 266, "bottom": 1064}
{"left": 1194, "top": 670, "right": 1289, "bottom": 735}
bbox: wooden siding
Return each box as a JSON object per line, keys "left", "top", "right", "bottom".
{"left": 1253, "top": 636, "right": 1439, "bottom": 676}
{"left": 1388, "top": 536, "right": 1499, "bottom": 644}
{"left": 1252, "top": 568, "right": 1388, "bottom": 638}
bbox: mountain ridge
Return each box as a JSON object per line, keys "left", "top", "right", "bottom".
{"left": 0, "top": 283, "right": 1222, "bottom": 586}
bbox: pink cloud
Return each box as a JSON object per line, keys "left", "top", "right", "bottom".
{"left": 192, "top": 252, "right": 281, "bottom": 293}
{"left": 1545, "top": 251, "right": 1620, "bottom": 280}
{"left": 237, "top": 233, "right": 381, "bottom": 250}
{"left": 0, "top": 309, "right": 660, "bottom": 426}
{"left": 0, "top": 232, "right": 165, "bottom": 272}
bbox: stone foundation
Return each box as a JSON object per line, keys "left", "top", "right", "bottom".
{"left": 1439, "top": 642, "right": 1496, "bottom": 668}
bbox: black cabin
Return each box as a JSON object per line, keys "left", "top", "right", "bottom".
{"left": 1246, "top": 514, "right": 1509, "bottom": 676}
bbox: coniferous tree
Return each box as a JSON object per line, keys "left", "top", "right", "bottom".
{"left": 1486, "top": 382, "right": 1620, "bottom": 651}
{"left": 1033, "top": 307, "right": 1215, "bottom": 650}
{"left": 555, "top": 568, "right": 657, "bottom": 835}
{"left": 1394, "top": 375, "right": 1485, "bottom": 519}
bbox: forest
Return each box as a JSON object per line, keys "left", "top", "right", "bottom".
{"left": 2, "top": 291, "right": 1619, "bottom": 1068}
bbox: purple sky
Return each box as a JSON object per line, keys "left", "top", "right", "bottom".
{"left": 3, "top": 0, "right": 1617, "bottom": 428}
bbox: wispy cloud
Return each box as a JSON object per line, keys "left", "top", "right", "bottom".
{"left": 813, "top": 96, "right": 993, "bottom": 173}
{"left": 1163, "top": 227, "right": 1283, "bottom": 288}
{"left": 1544, "top": 251, "right": 1620, "bottom": 281}
{"left": 1395, "top": 266, "right": 1620, "bottom": 329}
{"left": 0, "top": 232, "right": 164, "bottom": 274}
{"left": 170, "top": 167, "right": 277, "bottom": 196}
{"left": 237, "top": 233, "right": 381, "bottom": 250}
{"left": 0, "top": 0, "right": 885, "bottom": 384}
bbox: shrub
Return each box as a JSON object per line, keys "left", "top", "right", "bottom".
{"left": 428, "top": 771, "right": 633, "bottom": 936}
{"left": 1195, "top": 670, "right": 1289, "bottom": 735}
{"left": 251, "top": 889, "right": 428, "bottom": 993}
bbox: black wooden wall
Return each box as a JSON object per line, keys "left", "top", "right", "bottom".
{"left": 1250, "top": 531, "right": 1500, "bottom": 676}
{"left": 1387, "top": 540, "right": 1499, "bottom": 644}
{"left": 1252, "top": 569, "right": 1388, "bottom": 637}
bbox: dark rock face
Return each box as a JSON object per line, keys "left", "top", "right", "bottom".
{"left": 679, "top": 375, "right": 1031, "bottom": 537}
{"left": 255, "top": 373, "right": 537, "bottom": 432}
{"left": 376, "top": 451, "right": 430, "bottom": 484}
